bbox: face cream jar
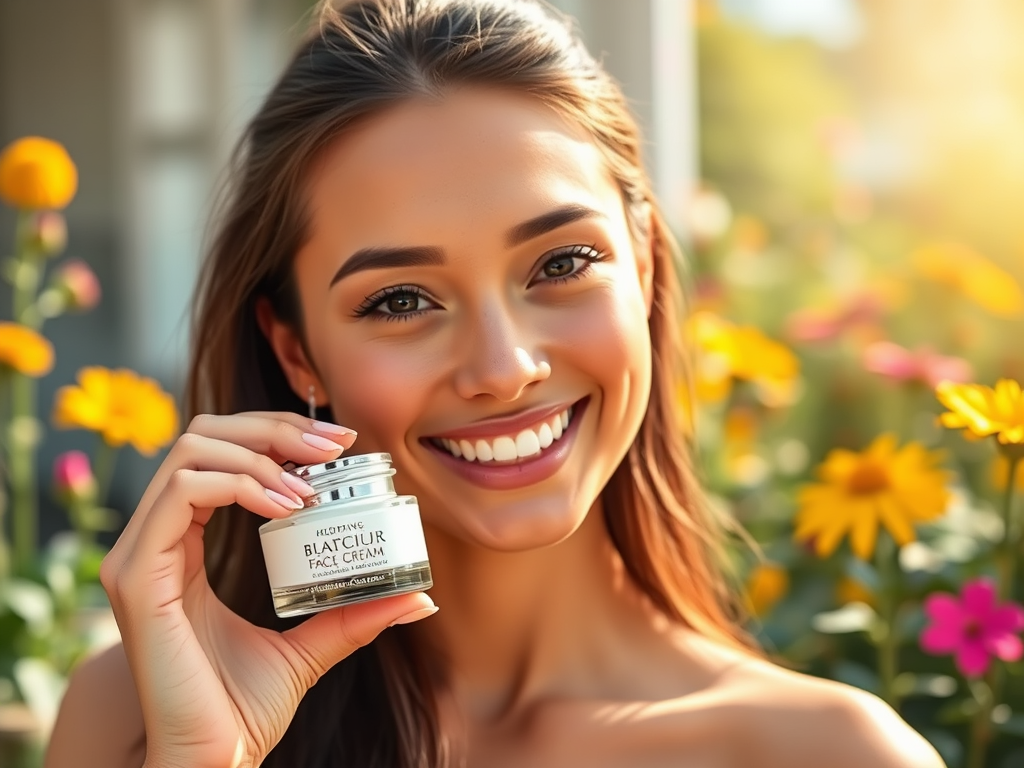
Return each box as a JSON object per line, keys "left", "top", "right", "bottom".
{"left": 259, "top": 452, "right": 432, "bottom": 618}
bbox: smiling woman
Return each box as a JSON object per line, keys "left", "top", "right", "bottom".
{"left": 44, "top": 1, "right": 945, "bottom": 767}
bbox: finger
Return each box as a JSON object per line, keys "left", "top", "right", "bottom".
{"left": 131, "top": 469, "right": 300, "bottom": 569}
{"left": 120, "top": 433, "right": 321, "bottom": 552}
{"left": 283, "top": 592, "right": 438, "bottom": 681}
{"left": 129, "top": 413, "right": 354, "bottom": 535}
{"left": 186, "top": 412, "right": 357, "bottom": 464}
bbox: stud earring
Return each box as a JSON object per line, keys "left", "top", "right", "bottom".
{"left": 307, "top": 385, "right": 317, "bottom": 419}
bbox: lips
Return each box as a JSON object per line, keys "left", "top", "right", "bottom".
{"left": 420, "top": 397, "right": 589, "bottom": 491}
{"left": 430, "top": 404, "right": 573, "bottom": 464}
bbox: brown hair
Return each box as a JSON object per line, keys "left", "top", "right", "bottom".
{"left": 190, "top": 1, "right": 753, "bottom": 765}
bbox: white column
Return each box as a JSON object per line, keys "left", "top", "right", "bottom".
{"left": 549, "top": 0, "right": 698, "bottom": 233}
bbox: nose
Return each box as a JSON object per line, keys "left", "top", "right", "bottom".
{"left": 453, "top": 305, "right": 551, "bottom": 402}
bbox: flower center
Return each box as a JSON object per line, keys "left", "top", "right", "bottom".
{"left": 847, "top": 460, "right": 890, "bottom": 495}
{"left": 964, "top": 618, "right": 982, "bottom": 640}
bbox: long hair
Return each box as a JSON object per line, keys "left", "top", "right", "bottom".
{"left": 189, "top": 1, "right": 753, "bottom": 765}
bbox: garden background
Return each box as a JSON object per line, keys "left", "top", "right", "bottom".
{"left": 2, "top": 0, "right": 1024, "bottom": 766}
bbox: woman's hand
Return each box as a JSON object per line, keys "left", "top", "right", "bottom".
{"left": 100, "top": 413, "right": 436, "bottom": 768}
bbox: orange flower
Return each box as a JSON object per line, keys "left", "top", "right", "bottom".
{"left": 53, "top": 367, "right": 178, "bottom": 455}
{"left": 0, "top": 137, "right": 77, "bottom": 210}
{"left": 795, "top": 435, "right": 951, "bottom": 559}
{"left": 0, "top": 323, "right": 54, "bottom": 377}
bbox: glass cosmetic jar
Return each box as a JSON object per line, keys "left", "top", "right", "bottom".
{"left": 259, "top": 452, "right": 432, "bottom": 618}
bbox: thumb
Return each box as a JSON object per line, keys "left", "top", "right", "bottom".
{"left": 283, "top": 592, "right": 437, "bottom": 678}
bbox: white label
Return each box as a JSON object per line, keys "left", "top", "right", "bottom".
{"left": 260, "top": 502, "right": 428, "bottom": 589}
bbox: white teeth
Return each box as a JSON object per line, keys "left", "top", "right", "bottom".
{"left": 537, "top": 422, "right": 553, "bottom": 449}
{"left": 515, "top": 429, "right": 541, "bottom": 457}
{"left": 492, "top": 436, "right": 517, "bottom": 461}
{"left": 475, "top": 439, "right": 494, "bottom": 462}
{"left": 436, "top": 405, "right": 576, "bottom": 463}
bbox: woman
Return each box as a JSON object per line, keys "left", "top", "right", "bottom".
{"left": 46, "top": 1, "right": 944, "bottom": 766}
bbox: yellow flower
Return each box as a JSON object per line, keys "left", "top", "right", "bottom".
{"left": 0, "top": 323, "right": 54, "bottom": 377}
{"left": 936, "top": 379, "right": 1024, "bottom": 446}
{"left": 53, "top": 367, "right": 178, "bottom": 455}
{"left": 794, "top": 435, "right": 951, "bottom": 559}
{"left": 745, "top": 563, "right": 789, "bottom": 617}
{"left": 0, "top": 137, "right": 78, "bottom": 210}
{"left": 912, "top": 242, "right": 1024, "bottom": 318}
{"left": 690, "top": 312, "right": 800, "bottom": 406}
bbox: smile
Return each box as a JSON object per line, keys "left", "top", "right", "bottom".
{"left": 422, "top": 397, "right": 589, "bottom": 491}
{"left": 430, "top": 405, "right": 574, "bottom": 464}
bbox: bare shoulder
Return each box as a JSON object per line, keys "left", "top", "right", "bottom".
{"left": 675, "top": 635, "right": 947, "bottom": 768}
{"left": 44, "top": 642, "right": 146, "bottom": 768}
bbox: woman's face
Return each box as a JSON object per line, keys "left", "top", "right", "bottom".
{"left": 272, "top": 88, "right": 653, "bottom": 552}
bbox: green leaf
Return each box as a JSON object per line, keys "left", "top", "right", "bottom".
{"left": 0, "top": 580, "right": 54, "bottom": 635}
{"left": 13, "top": 657, "right": 66, "bottom": 731}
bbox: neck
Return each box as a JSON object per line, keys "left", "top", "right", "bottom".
{"left": 410, "top": 503, "right": 678, "bottom": 723}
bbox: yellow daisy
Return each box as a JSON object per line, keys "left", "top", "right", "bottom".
{"left": 936, "top": 379, "right": 1024, "bottom": 446}
{"left": 795, "top": 434, "right": 951, "bottom": 559}
{"left": 53, "top": 366, "right": 178, "bottom": 455}
{"left": 0, "top": 322, "right": 54, "bottom": 377}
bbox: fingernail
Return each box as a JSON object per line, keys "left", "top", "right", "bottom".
{"left": 302, "top": 433, "right": 344, "bottom": 451}
{"left": 311, "top": 420, "right": 358, "bottom": 437}
{"left": 266, "top": 487, "right": 303, "bottom": 510}
{"left": 280, "top": 471, "right": 315, "bottom": 498}
{"left": 389, "top": 605, "right": 439, "bottom": 627}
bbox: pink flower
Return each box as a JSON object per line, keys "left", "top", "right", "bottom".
{"left": 920, "top": 578, "right": 1024, "bottom": 678}
{"left": 862, "top": 341, "right": 973, "bottom": 388}
{"left": 786, "top": 292, "right": 883, "bottom": 343}
{"left": 53, "top": 450, "right": 96, "bottom": 503}
{"left": 53, "top": 259, "right": 101, "bottom": 311}
{"left": 27, "top": 211, "right": 67, "bottom": 256}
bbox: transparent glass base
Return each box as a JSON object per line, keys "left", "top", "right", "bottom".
{"left": 271, "top": 561, "right": 433, "bottom": 618}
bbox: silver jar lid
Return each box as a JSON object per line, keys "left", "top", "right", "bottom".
{"left": 286, "top": 452, "right": 396, "bottom": 509}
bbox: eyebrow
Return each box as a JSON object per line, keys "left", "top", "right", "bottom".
{"left": 329, "top": 203, "right": 605, "bottom": 286}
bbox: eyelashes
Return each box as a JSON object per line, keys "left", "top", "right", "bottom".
{"left": 351, "top": 244, "right": 608, "bottom": 322}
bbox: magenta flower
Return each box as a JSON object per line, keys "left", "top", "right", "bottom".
{"left": 920, "top": 578, "right": 1024, "bottom": 678}
{"left": 53, "top": 449, "right": 97, "bottom": 504}
{"left": 862, "top": 341, "right": 972, "bottom": 388}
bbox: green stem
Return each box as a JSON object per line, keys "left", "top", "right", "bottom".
{"left": 8, "top": 211, "right": 44, "bottom": 576}
{"left": 997, "top": 455, "right": 1020, "bottom": 601}
{"left": 875, "top": 532, "right": 900, "bottom": 707}
{"left": 966, "top": 678, "right": 994, "bottom": 768}
{"left": 92, "top": 438, "right": 118, "bottom": 508}
{"left": 966, "top": 453, "right": 1020, "bottom": 768}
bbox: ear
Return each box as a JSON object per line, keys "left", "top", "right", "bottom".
{"left": 634, "top": 202, "right": 655, "bottom": 318}
{"left": 255, "top": 296, "right": 326, "bottom": 408}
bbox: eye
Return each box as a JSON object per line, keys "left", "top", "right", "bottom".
{"left": 532, "top": 244, "right": 606, "bottom": 286}
{"left": 353, "top": 284, "right": 437, "bottom": 321}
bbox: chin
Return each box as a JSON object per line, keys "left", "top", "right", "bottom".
{"left": 424, "top": 493, "right": 596, "bottom": 553}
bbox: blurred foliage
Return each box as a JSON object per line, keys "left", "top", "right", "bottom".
{"left": 694, "top": 3, "right": 1024, "bottom": 766}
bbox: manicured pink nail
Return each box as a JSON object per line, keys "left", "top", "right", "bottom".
{"left": 280, "top": 471, "right": 315, "bottom": 498}
{"left": 302, "top": 433, "right": 344, "bottom": 451}
{"left": 389, "top": 605, "right": 439, "bottom": 627}
{"left": 311, "top": 420, "right": 358, "bottom": 437}
{"left": 266, "top": 487, "right": 303, "bottom": 510}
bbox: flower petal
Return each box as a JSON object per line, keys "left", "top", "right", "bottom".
{"left": 955, "top": 640, "right": 992, "bottom": 678}
{"left": 923, "top": 593, "right": 966, "bottom": 627}
{"left": 921, "top": 623, "right": 962, "bottom": 654}
{"left": 961, "top": 579, "right": 997, "bottom": 619}
{"left": 986, "top": 633, "right": 1024, "bottom": 663}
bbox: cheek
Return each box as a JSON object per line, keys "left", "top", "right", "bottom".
{"left": 318, "top": 335, "right": 442, "bottom": 450}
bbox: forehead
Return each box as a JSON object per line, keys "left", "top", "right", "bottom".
{"left": 302, "top": 88, "right": 621, "bottom": 246}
